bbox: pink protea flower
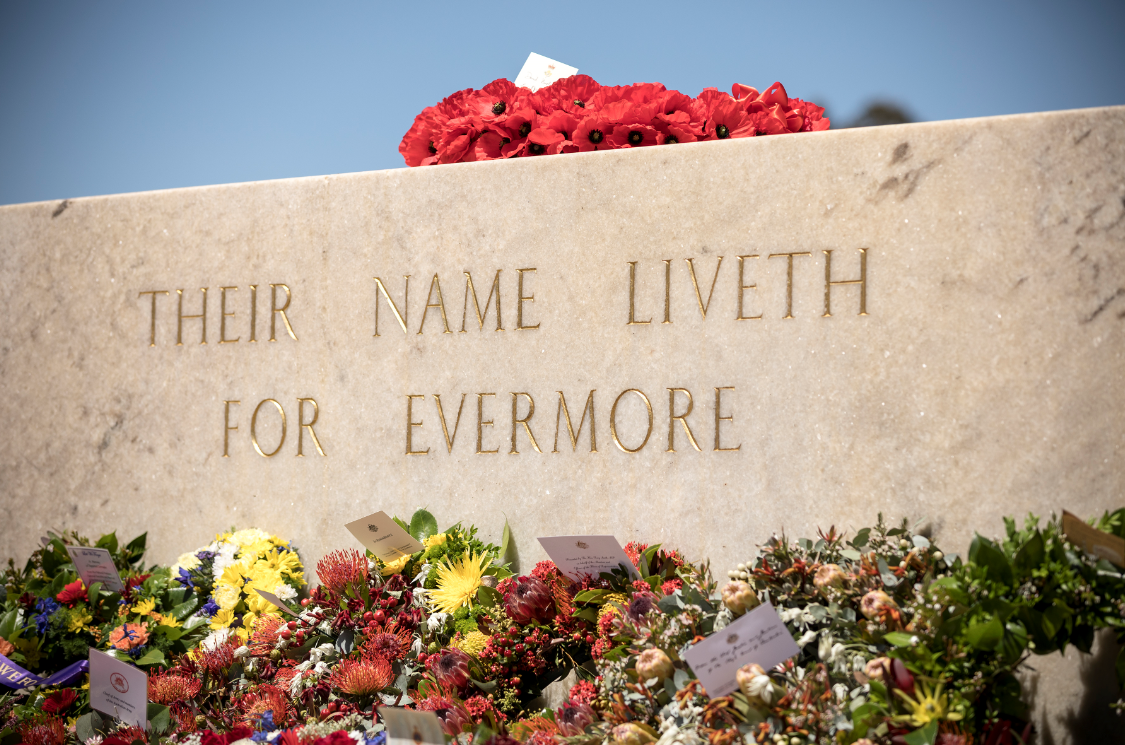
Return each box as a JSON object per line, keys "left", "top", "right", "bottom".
{"left": 505, "top": 576, "right": 556, "bottom": 624}
{"left": 556, "top": 701, "right": 596, "bottom": 736}
{"left": 429, "top": 648, "right": 472, "bottom": 691}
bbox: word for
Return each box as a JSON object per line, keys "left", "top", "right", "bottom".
{"left": 138, "top": 284, "right": 298, "bottom": 346}
{"left": 404, "top": 387, "right": 740, "bottom": 456}
{"left": 222, "top": 398, "right": 325, "bottom": 457}
{"left": 374, "top": 269, "right": 540, "bottom": 336}
{"left": 626, "top": 248, "right": 868, "bottom": 324}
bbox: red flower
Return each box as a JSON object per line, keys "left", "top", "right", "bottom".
{"left": 201, "top": 725, "right": 253, "bottom": 745}
{"left": 56, "top": 580, "right": 87, "bottom": 607}
{"left": 316, "top": 549, "right": 369, "bottom": 598}
{"left": 468, "top": 79, "right": 531, "bottom": 122}
{"left": 505, "top": 576, "right": 557, "bottom": 623}
{"left": 40, "top": 689, "right": 77, "bottom": 714}
{"left": 788, "top": 98, "right": 831, "bottom": 132}
{"left": 748, "top": 107, "right": 790, "bottom": 137}
{"left": 148, "top": 672, "right": 203, "bottom": 705}
{"left": 532, "top": 74, "right": 602, "bottom": 116}
{"left": 610, "top": 122, "right": 659, "bottom": 149}
{"left": 590, "top": 82, "right": 666, "bottom": 110}
{"left": 705, "top": 98, "right": 754, "bottom": 140}
{"left": 428, "top": 648, "right": 472, "bottom": 691}
{"left": 573, "top": 114, "right": 618, "bottom": 152}
{"left": 526, "top": 128, "right": 565, "bottom": 157}
{"left": 329, "top": 657, "right": 394, "bottom": 696}
{"left": 652, "top": 111, "right": 698, "bottom": 144}
{"left": 399, "top": 109, "right": 445, "bottom": 167}
{"left": 496, "top": 108, "right": 538, "bottom": 158}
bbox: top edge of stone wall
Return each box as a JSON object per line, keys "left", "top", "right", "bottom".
{"left": 4, "top": 105, "right": 1122, "bottom": 211}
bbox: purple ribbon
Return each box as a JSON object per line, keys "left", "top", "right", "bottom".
{"left": 0, "top": 654, "right": 89, "bottom": 690}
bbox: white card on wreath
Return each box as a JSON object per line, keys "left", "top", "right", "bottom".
{"left": 681, "top": 602, "right": 800, "bottom": 697}
{"left": 382, "top": 706, "right": 445, "bottom": 745}
{"left": 65, "top": 546, "right": 125, "bottom": 593}
{"left": 537, "top": 535, "right": 640, "bottom": 581}
{"left": 88, "top": 648, "right": 147, "bottom": 728}
{"left": 345, "top": 511, "right": 424, "bottom": 562}
{"left": 514, "top": 53, "right": 578, "bottom": 92}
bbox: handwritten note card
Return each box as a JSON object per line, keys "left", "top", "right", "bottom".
{"left": 345, "top": 511, "right": 424, "bottom": 562}
{"left": 65, "top": 546, "right": 125, "bottom": 593}
{"left": 681, "top": 602, "right": 799, "bottom": 697}
{"left": 537, "top": 535, "right": 640, "bottom": 581}
{"left": 514, "top": 53, "right": 578, "bottom": 92}
{"left": 381, "top": 706, "right": 445, "bottom": 745}
{"left": 89, "top": 648, "right": 147, "bottom": 728}
{"left": 1062, "top": 510, "right": 1125, "bottom": 568}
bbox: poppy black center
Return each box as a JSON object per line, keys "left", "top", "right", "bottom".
{"left": 628, "top": 131, "right": 643, "bottom": 145}
{"left": 519, "top": 122, "right": 531, "bottom": 138}
{"left": 588, "top": 130, "right": 603, "bottom": 144}
{"left": 428, "top": 141, "right": 436, "bottom": 154}
{"left": 716, "top": 124, "right": 730, "bottom": 139}
{"left": 492, "top": 101, "right": 506, "bottom": 115}
{"left": 501, "top": 137, "right": 511, "bottom": 145}
{"left": 665, "top": 135, "right": 678, "bottom": 144}
{"left": 573, "top": 99, "right": 585, "bottom": 108}
{"left": 756, "top": 130, "right": 767, "bottom": 137}
{"left": 529, "top": 143, "right": 544, "bottom": 155}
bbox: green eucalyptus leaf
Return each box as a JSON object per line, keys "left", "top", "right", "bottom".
{"left": 146, "top": 703, "right": 171, "bottom": 735}
{"left": 902, "top": 720, "right": 938, "bottom": 745}
{"left": 409, "top": 509, "right": 439, "bottom": 542}
{"left": 476, "top": 586, "right": 502, "bottom": 608}
{"left": 965, "top": 616, "right": 1004, "bottom": 650}
{"left": 134, "top": 648, "right": 166, "bottom": 666}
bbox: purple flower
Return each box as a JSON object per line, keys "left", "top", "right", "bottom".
{"left": 201, "top": 598, "right": 221, "bottom": 617}
{"left": 177, "top": 568, "right": 195, "bottom": 589}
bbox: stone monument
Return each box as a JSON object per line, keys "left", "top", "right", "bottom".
{"left": 1, "top": 105, "right": 1122, "bottom": 740}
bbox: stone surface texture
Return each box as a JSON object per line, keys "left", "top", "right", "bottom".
{"left": 1, "top": 106, "right": 1123, "bottom": 741}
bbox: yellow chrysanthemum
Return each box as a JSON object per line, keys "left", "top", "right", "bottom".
{"left": 424, "top": 533, "right": 448, "bottom": 549}
{"left": 381, "top": 554, "right": 410, "bottom": 577}
{"left": 218, "top": 564, "right": 246, "bottom": 590}
{"left": 170, "top": 552, "right": 201, "bottom": 576}
{"left": 152, "top": 612, "right": 182, "bottom": 628}
{"left": 68, "top": 609, "right": 93, "bottom": 633}
{"left": 598, "top": 593, "right": 629, "bottom": 621}
{"left": 453, "top": 630, "right": 490, "bottom": 657}
{"left": 430, "top": 551, "right": 490, "bottom": 614}
{"left": 229, "top": 528, "right": 271, "bottom": 547}
{"left": 210, "top": 608, "right": 235, "bottom": 630}
{"left": 132, "top": 598, "right": 156, "bottom": 616}
{"left": 213, "top": 584, "right": 242, "bottom": 611}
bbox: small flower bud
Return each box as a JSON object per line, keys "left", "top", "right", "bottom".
{"left": 813, "top": 564, "right": 846, "bottom": 591}
{"left": 721, "top": 581, "right": 760, "bottom": 616}
{"left": 860, "top": 590, "right": 897, "bottom": 619}
{"left": 610, "top": 723, "right": 655, "bottom": 745}
{"left": 635, "top": 649, "right": 674, "bottom": 681}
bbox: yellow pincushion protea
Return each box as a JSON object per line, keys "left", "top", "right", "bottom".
{"left": 430, "top": 551, "right": 490, "bottom": 614}
{"left": 453, "top": 630, "right": 491, "bottom": 656}
{"left": 598, "top": 593, "right": 629, "bottom": 621}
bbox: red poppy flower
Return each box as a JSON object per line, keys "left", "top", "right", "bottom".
{"left": 705, "top": 98, "right": 754, "bottom": 140}
{"left": 466, "top": 79, "right": 530, "bottom": 122}
{"left": 462, "top": 130, "right": 505, "bottom": 162}
{"left": 496, "top": 108, "right": 538, "bottom": 158}
{"left": 788, "top": 98, "right": 831, "bottom": 132}
{"left": 652, "top": 111, "right": 698, "bottom": 144}
{"left": 526, "top": 128, "right": 565, "bottom": 156}
{"left": 690, "top": 87, "right": 733, "bottom": 127}
{"left": 573, "top": 114, "right": 618, "bottom": 152}
{"left": 610, "top": 122, "right": 660, "bottom": 148}
{"left": 532, "top": 74, "right": 602, "bottom": 116}
{"left": 56, "top": 580, "right": 87, "bottom": 607}
{"left": 590, "top": 82, "right": 666, "bottom": 110}
{"left": 41, "top": 689, "right": 77, "bottom": 714}
{"left": 435, "top": 116, "right": 483, "bottom": 164}
{"left": 748, "top": 106, "right": 790, "bottom": 137}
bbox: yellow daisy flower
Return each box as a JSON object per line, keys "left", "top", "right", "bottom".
{"left": 209, "top": 608, "right": 235, "bottom": 630}
{"left": 430, "top": 551, "right": 490, "bottom": 614}
{"left": 381, "top": 554, "right": 410, "bottom": 577}
{"left": 68, "top": 609, "right": 93, "bottom": 633}
{"left": 132, "top": 598, "right": 156, "bottom": 616}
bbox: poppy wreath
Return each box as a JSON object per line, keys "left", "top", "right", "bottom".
{"left": 399, "top": 77, "right": 830, "bottom": 166}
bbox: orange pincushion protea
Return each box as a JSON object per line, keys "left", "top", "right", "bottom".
{"left": 17, "top": 717, "right": 66, "bottom": 745}
{"left": 328, "top": 657, "right": 394, "bottom": 696}
{"left": 198, "top": 641, "right": 239, "bottom": 677}
{"left": 249, "top": 614, "right": 286, "bottom": 658}
{"left": 362, "top": 621, "right": 414, "bottom": 663}
{"left": 148, "top": 671, "right": 203, "bottom": 704}
{"left": 316, "top": 549, "right": 369, "bottom": 597}
{"left": 236, "top": 685, "right": 293, "bottom": 727}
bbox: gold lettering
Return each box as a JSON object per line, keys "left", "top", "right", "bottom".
{"left": 461, "top": 270, "right": 503, "bottom": 332}
{"left": 249, "top": 285, "right": 258, "bottom": 343}
{"left": 823, "top": 248, "right": 868, "bottom": 317}
{"left": 219, "top": 286, "right": 240, "bottom": 343}
{"left": 610, "top": 389, "right": 653, "bottom": 453}
{"left": 767, "top": 252, "right": 811, "bottom": 319}
{"left": 434, "top": 393, "right": 466, "bottom": 453}
{"left": 296, "top": 398, "right": 326, "bottom": 456}
{"left": 138, "top": 290, "right": 168, "bottom": 346}
{"left": 509, "top": 392, "right": 542, "bottom": 454}
{"left": 418, "top": 274, "right": 452, "bottom": 334}
{"left": 686, "top": 256, "right": 723, "bottom": 320}
{"left": 222, "top": 400, "right": 240, "bottom": 457}
{"left": 251, "top": 399, "right": 286, "bottom": 457}
{"left": 736, "top": 255, "right": 763, "bottom": 320}
{"left": 476, "top": 393, "right": 499, "bottom": 453}
{"left": 627, "top": 261, "right": 651, "bottom": 325}
{"left": 714, "top": 386, "right": 741, "bottom": 452}
{"left": 373, "top": 276, "right": 410, "bottom": 336}
{"left": 176, "top": 288, "right": 207, "bottom": 345}
{"left": 553, "top": 390, "right": 597, "bottom": 453}
{"left": 667, "top": 388, "right": 702, "bottom": 452}
{"left": 662, "top": 259, "right": 672, "bottom": 324}
{"left": 516, "top": 268, "right": 539, "bottom": 330}
{"left": 405, "top": 394, "right": 429, "bottom": 455}
{"left": 269, "top": 284, "right": 298, "bottom": 341}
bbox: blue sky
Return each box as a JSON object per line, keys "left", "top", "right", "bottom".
{"left": 1, "top": 1, "right": 1123, "bottom": 205}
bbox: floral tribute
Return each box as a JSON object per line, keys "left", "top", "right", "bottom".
{"left": 2, "top": 509, "right": 1124, "bottom": 745}
{"left": 399, "top": 77, "right": 829, "bottom": 166}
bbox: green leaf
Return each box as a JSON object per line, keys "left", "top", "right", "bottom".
{"left": 574, "top": 590, "right": 613, "bottom": 603}
{"left": 476, "top": 586, "right": 501, "bottom": 608}
{"left": 409, "top": 509, "right": 439, "bottom": 542}
{"left": 171, "top": 598, "right": 199, "bottom": 620}
{"left": 965, "top": 616, "right": 1004, "bottom": 650}
{"left": 497, "top": 519, "right": 512, "bottom": 566}
{"left": 125, "top": 533, "right": 148, "bottom": 556}
{"left": 146, "top": 703, "right": 171, "bottom": 735}
{"left": 673, "top": 668, "right": 692, "bottom": 690}
{"left": 393, "top": 515, "right": 410, "bottom": 533}
{"left": 156, "top": 625, "right": 186, "bottom": 641}
{"left": 840, "top": 549, "right": 862, "bottom": 561}
{"left": 134, "top": 648, "right": 166, "bottom": 666}
{"left": 969, "top": 536, "right": 1013, "bottom": 585}
{"left": 1013, "top": 531, "right": 1045, "bottom": 576}
{"left": 0, "top": 610, "right": 17, "bottom": 639}
{"left": 96, "top": 532, "right": 119, "bottom": 554}
{"left": 883, "top": 632, "right": 916, "bottom": 647}
{"left": 902, "top": 720, "right": 938, "bottom": 745}
{"left": 76, "top": 712, "right": 105, "bottom": 743}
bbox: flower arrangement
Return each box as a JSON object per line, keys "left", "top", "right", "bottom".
{"left": 169, "top": 528, "right": 305, "bottom": 651}
{"left": 2, "top": 510, "right": 1123, "bottom": 745}
{"left": 399, "top": 77, "right": 829, "bottom": 166}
